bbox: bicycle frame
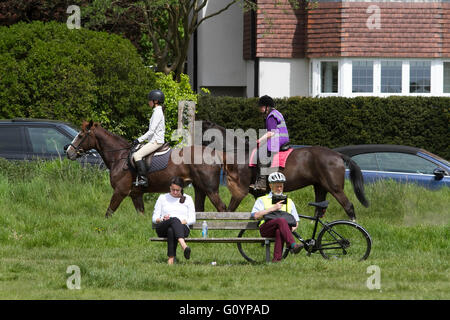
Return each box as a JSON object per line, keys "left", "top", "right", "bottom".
{"left": 292, "top": 212, "right": 328, "bottom": 255}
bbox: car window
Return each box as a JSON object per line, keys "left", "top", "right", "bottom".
{"left": 352, "top": 153, "right": 380, "bottom": 171}
{"left": 375, "top": 152, "right": 437, "bottom": 174}
{"left": 26, "top": 127, "right": 71, "bottom": 155}
{"left": 0, "top": 126, "right": 24, "bottom": 153}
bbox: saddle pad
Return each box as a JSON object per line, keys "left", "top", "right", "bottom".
{"left": 249, "top": 148, "right": 293, "bottom": 168}
{"left": 147, "top": 149, "right": 172, "bottom": 174}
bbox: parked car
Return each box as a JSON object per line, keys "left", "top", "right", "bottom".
{"left": 333, "top": 144, "right": 450, "bottom": 189}
{"left": 0, "top": 118, "right": 104, "bottom": 167}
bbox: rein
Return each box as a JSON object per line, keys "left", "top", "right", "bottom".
{"left": 70, "top": 128, "right": 131, "bottom": 156}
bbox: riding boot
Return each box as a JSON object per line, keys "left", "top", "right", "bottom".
{"left": 250, "top": 161, "right": 270, "bottom": 191}
{"left": 135, "top": 160, "right": 148, "bottom": 187}
{"left": 253, "top": 167, "right": 268, "bottom": 191}
{"left": 250, "top": 149, "right": 270, "bottom": 192}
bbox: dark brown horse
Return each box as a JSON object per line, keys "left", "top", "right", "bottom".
{"left": 66, "top": 120, "right": 228, "bottom": 217}
{"left": 201, "top": 121, "right": 369, "bottom": 221}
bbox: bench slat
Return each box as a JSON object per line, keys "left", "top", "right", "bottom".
{"left": 196, "top": 212, "right": 253, "bottom": 220}
{"left": 191, "top": 221, "right": 259, "bottom": 230}
{"left": 152, "top": 221, "right": 260, "bottom": 230}
{"left": 149, "top": 237, "right": 274, "bottom": 243}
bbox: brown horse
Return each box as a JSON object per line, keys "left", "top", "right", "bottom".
{"left": 66, "top": 120, "right": 228, "bottom": 217}
{"left": 201, "top": 121, "right": 369, "bottom": 221}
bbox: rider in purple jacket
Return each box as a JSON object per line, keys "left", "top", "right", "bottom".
{"left": 250, "top": 95, "right": 290, "bottom": 191}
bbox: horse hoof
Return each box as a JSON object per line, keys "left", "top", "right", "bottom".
{"left": 105, "top": 208, "right": 114, "bottom": 218}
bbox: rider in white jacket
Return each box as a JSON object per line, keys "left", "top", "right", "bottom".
{"left": 132, "top": 90, "right": 166, "bottom": 187}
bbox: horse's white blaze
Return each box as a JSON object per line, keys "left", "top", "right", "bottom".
{"left": 67, "top": 133, "right": 80, "bottom": 154}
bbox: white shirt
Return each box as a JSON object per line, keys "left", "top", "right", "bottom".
{"left": 152, "top": 193, "right": 196, "bottom": 226}
{"left": 251, "top": 192, "right": 300, "bottom": 221}
{"left": 138, "top": 105, "right": 165, "bottom": 144}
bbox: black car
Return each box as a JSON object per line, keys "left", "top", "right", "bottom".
{"left": 0, "top": 118, "right": 104, "bottom": 167}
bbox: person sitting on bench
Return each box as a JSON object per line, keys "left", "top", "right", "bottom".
{"left": 251, "top": 172, "right": 303, "bottom": 263}
{"left": 152, "top": 177, "right": 195, "bottom": 265}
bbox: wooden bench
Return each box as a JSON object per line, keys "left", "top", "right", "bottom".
{"left": 149, "top": 212, "right": 275, "bottom": 262}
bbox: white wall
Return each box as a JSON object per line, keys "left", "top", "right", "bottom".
{"left": 194, "top": 1, "right": 246, "bottom": 88}
{"left": 258, "top": 58, "right": 309, "bottom": 98}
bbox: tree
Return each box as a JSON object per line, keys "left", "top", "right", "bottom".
{"left": 83, "top": 0, "right": 256, "bottom": 81}
{"left": 0, "top": 21, "right": 196, "bottom": 141}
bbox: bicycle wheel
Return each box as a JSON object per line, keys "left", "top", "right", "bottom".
{"left": 317, "top": 220, "right": 372, "bottom": 261}
{"left": 237, "top": 229, "right": 269, "bottom": 263}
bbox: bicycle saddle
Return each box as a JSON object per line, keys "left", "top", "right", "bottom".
{"left": 308, "top": 201, "right": 329, "bottom": 209}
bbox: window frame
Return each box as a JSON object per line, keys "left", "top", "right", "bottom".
{"left": 443, "top": 61, "right": 450, "bottom": 94}
{"left": 352, "top": 60, "right": 374, "bottom": 93}
{"left": 0, "top": 125, "right": 27, "bottom": 154}
{"left": 409, "top": 60, "right": 431, "bottom": 94}
{"left": 313, "top": 58, "right": 450, "bottom": 97}
{"left": 23, "top": 125, "right": 73, "bottom": 156}
{"left": 319, "top": 60, "right": 340, "bottom": 94}
{"left": 380, "top": 60, "right": 403, "bottom": 94}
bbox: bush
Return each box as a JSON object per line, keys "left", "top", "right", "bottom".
{"left": 0, "top": 21, "right": 196, "bottom": 142}
{"left": 196, "top": 95, "right": 450, "bottom": 159}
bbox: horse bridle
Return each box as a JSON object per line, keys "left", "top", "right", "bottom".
{"left": 67, "top": 129, "right": 93, "bottom": 156}
{"left": 66, "top": 128, "right": 131, "bottom": 158}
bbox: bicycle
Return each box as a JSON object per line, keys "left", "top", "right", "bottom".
{"left": 237, "top": 200, "right": 372, "bottom": 262}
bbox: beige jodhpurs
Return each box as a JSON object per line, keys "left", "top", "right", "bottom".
{"left": 133, "top": 142, "right": 163, "bottom": 161}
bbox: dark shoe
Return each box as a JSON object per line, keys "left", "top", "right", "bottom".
{"left": 184, "top": 246, "right": 191, "bottom": 260}
{"left": 135, "top": 160, "right": 148, "bottom": 187}
{"left": 290, "top": 243, "right": 304, "bottom": 254}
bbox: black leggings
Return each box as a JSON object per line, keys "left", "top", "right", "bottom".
{"left": 155, "top": 218, "right": 190, "bottom": 257}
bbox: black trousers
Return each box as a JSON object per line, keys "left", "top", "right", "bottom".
{"left": 155, "top": 218, "right": 190, "bottom": 257}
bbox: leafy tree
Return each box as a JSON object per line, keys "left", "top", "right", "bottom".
{"left": 83, "top": 0, "right": 257, "bottom": 80}
{"left": 0, "top": 21, "right": 197, "bottom": 141}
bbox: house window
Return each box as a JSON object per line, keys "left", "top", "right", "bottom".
{"left": 352, "top": 61, "right": 373, "bottom": 93}
{"left": 321, "top": 61, "right": 338, "bottom": 93}
{"left": 381, "top": 61, "right": 402, "bottom": 93}
{"left": 409, "top": 61, "right": 430, "bottom": 93}
{"left": 444, "top": 62, "right": 450, "bottom": 93}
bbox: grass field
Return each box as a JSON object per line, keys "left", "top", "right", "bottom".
{"left": 0, "top": 158, "right": 448, "bottom": 300}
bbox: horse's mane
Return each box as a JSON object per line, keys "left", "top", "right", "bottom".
{"left": 201, "top": 120, "right": 251, "bottom": 152}
{"left": 84, "top": 121, "right": 130, "bottom": 147}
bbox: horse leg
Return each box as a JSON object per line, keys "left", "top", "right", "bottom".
{"left": 130, "top": 193, "right": 145, "bottom": 216}
{"left": 205, "top": 191, "right": 227, "bottom": 212}
{"left": 226, "top": 180, "right": 248, "bottom": 212}
{"left": 313, "top": 184, "right": 328, "bottom": 217}
{"left": 105, "top": 189, "right": 128, "bottom": 218}
{"left": 329, "top": 190, "right": 356, "bottom": 222}
{"left": 193, "top": 186, "right": 207, "bottom": 212}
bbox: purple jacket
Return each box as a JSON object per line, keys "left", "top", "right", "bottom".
{"left": 265, "top": 109, "right": 289, "bottom": 152}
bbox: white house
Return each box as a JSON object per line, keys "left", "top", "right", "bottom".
{"left": 187, "top": 0, "right": 450, "bottom": 98}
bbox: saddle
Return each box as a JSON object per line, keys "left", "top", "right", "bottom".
{"left": 249, "top": 142, "right": 293, "bottom": 168}
{"left": 127, "top": 142, "right": 172, "bottom": 173}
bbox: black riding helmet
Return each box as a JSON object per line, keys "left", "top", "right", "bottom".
{"left": 258, "top": 95, "right": 274, "bottom": 114}
{"left": 258, "top": 95, "right": 274, "bottom": 109}
{"left": 148, "top": 89, "right": 165, "bottom": 104}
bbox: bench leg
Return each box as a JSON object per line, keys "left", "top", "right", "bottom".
{"left": 265, "top": 239, "right": 271, "bottom": 262}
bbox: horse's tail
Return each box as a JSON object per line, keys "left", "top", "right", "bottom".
{"left": 214, "top": 149, "right": 240, "bottom": 184}
{"left": 341, "top": 154, "right": 370, "bottom": 208}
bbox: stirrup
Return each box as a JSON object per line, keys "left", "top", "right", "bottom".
{"left": 134, "top": 176, "right": 148, "bottom": 187}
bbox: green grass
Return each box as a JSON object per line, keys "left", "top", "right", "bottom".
{"left": 0, "top": 158, "right": 448, "bottom": 299}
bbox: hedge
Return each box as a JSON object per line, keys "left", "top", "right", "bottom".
{"left": 0, "top": 21, "right": 196, "bottom": 141}
{"left": 196, "top": 95, "right": 450, "bottom": 160}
